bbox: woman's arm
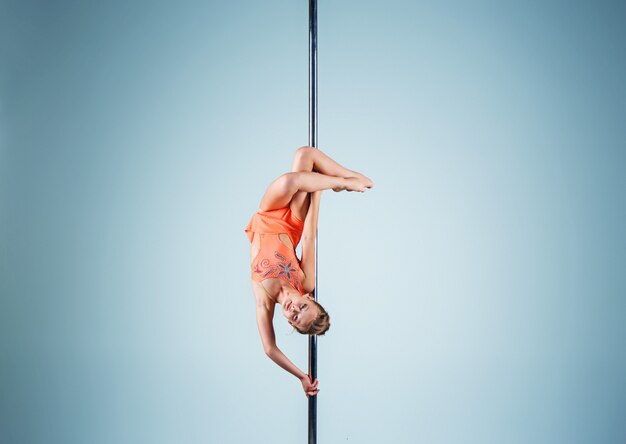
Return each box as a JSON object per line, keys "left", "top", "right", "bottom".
{"left": 252, "top": 284, "right": 319, "bottom": 396}
{"left": 255, "top": 302, "right": 306, "bottom": 379}
{"left": 300, "top": 191, "right": 321, "bottom": 293}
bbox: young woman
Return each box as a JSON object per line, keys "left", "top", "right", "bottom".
{"left": 244, "top": 146, "right": 373, "bottom": 397}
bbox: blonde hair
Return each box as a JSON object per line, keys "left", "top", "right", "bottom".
{"left": 295, "top": 300, "right": 330, "bottom": 336}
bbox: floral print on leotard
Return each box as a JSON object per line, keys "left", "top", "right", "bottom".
{"left": 252, "top": 250, "right": 303, "bottom": 294}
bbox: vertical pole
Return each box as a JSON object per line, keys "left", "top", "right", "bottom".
{"left": 308, "top": 0, "right": 318, "bottom": 443}
{"left": 308, "top": 0, "right": 318, "bottom": 148}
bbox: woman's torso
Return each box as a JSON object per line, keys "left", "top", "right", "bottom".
{"left": 245, "top": 207, "right": 306, "bottom": 298}
{"left": 250, "top": 232, "right": 305, "bottom": 297}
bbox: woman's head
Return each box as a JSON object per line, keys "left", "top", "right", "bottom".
{"left": 281, "top": 293, "right": 330, "bottom": 335}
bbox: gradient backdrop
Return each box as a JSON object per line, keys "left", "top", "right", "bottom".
{"left": 1, "top": 0, "right": 625, "bottom": 443}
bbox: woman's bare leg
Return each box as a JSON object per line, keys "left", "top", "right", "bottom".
{"left": 291, "top": 146, "right": 373, "bottom": 188}
{"left": 258, "top": 147, "right": 373, "bottom": 218}
{"left": 259, "top": 172, "right": 357, "bottom": 214}
{"left": 286, "top": 146, "right": 374, "bottom": 218}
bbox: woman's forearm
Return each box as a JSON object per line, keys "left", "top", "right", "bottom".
{"left": 266, "top": 346, "right": 307, "bottom": 379}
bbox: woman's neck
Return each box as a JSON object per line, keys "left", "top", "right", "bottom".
{"left": 275, "top": 287, "right": 295, "bottom": 305}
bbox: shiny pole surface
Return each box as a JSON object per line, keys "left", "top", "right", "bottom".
{"left": 307, "top": 0, "right": 318, "bottom": 443}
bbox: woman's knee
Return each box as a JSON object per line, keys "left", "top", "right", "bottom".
{"left": 292, "top": 146, "right": 316, "bottom": 171}
{"left": 277, "top": 172, "right": 300, "bottom": 194}
{"left": 260, "top": 172, "right": 300, "bottom": 211}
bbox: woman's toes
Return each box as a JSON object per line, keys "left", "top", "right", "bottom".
{"left": 356, "top": 173, "right": 373, "bottom": 188}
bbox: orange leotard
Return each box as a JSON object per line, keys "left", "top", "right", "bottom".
{"left": 245, "top": 207, "right": 306, "bottom": 295}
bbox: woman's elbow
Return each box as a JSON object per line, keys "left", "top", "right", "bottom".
{"left": 264, "top": 345, "right": 277, "bottom": 357}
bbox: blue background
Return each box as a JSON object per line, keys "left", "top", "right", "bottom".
{"left": 1, "top": 0, "right": 625, "bottom": 443}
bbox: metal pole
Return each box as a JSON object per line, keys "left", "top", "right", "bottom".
{"left": 308, "top": 0, "right": 318, "bottom": 443}
{"left": 308, "top": 0, "right": 318, "bottom": 148}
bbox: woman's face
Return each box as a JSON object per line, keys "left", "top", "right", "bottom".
{"left": 281, "top": 293, "right": 319, "bottom": 330}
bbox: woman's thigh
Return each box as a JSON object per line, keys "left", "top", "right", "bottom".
{"left": 289, "top": 148, "right": 314, "bottom": 219}
{"left": 289, "top": 190, "right": 309, "bottom": 221}
{"left": 258, "top": 174, "right": 295, "bottom": 212}
{"left": 258, "top": 175, "right": 310, "bottom": 218}
{"left": 258, "top": 148, "right": 313, "bottom": 217}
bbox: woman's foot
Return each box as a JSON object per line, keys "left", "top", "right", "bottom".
{"left": 356, "top": 173, "right": 374, "bottom": 189}
{"left": 333, "top": 176, "right": 372, "bottom": 192}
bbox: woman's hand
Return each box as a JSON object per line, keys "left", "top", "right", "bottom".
{"left": 300, "top": 374, "right": 319, "bottom": 397}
